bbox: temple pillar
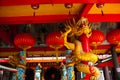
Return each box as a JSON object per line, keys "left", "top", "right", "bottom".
{"left": 17, "top": 51, "right": 26, "bottom": 80}
{"left": 111, "top": 47, "right": 120, "bottom": 80}
{"left": 66, "top": 50, "right": 75, "bottom": 80}
{"left": 104, "top": 66, "right": 110, "bottom": 80}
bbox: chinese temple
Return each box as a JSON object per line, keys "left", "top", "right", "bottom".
{"left": 0, "top": 0, "right": 120, "bottom": 80}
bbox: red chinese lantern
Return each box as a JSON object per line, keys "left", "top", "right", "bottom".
{"left": 46, "top": 32, "right": 64, "bottom": 47}
{"left": 46, "top": 32, "right": 64, "bottom": 61}
{"left": 14, "top": 33, "right": 35, "bottom": 65}
{"left": 89, "top": 30, "right": 105, "bottom": 47}
{"left": 107, "top": 29, "right": 120, "bottom": 45}
{"left": 14, "top": 33, "right": 35, "bottom": 50}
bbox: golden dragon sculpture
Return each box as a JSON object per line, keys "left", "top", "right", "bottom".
{"left": 60, "top": 17, "right": 100, "bottom": 80}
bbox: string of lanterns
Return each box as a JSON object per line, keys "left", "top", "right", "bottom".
{"left": 12, "top": 23, "right": 120, "bottom": 80}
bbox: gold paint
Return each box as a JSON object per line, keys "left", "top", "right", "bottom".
{"left": 0, "top": 48, "right": 120, "bottom": 57}
{"left": 59, "top": 17, "right": 101, "bottom": 80}
{"left": 0, "top": 51, "right": 65, "bottom": 57}
{"left": 89, "top": 3, "right": 120, "bottom": 14}
{"left": 0, "top": 4, "right": 84, "bottom": 17}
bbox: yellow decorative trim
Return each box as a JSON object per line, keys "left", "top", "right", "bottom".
{"left": 0, "top": 48, "right": 120, "bottom": 57}
{"left": 17, "top": 65, "right": 26, "bottom": 70}
{"left": 89, "top": 4, "right": 120, "bottom": 14}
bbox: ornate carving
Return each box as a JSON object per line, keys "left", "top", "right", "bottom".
{"left": 60, "top": 17, "right": 100, "bottom": 80}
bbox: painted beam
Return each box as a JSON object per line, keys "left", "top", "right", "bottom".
{"left": 0, "top": 57, "right": 66, "bottom": 63}
{"left": 0, "top": 0, "right": 120, "bottom": 6}
{"left": 0, "top": 14, "right": 120, "bottom": 25}
{"left": 80, "top": 4, "right": 93, "bottom": 17}
{"left": 0, "top": 47, "right": 66, "bottom": 57}
{"left": 0, "top": 45, "right": 120, "bottom": 56}
{"left": 97, "top": 56, "right": 120, "bottom": 68}
{"left": 86, "top": 14, "right": 120, "bottom": 22}
{"left": 0, "top": 45, "right": 116, "bottom": 52}
{"left": 0, "top": 46, "right": 66, "bottom": 52}
{"left": 0, "top": 15, "right": 76, "bottom": 25}
{"left": 80, "top": 3, "right": 120, "bottom": 22}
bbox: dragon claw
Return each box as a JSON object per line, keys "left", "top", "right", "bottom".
{"left": 90, "top": 75, "right": 97, "bottom": 80}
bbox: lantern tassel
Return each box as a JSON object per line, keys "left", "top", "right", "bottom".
{"left": 101, "top": 9, "right": 104, "bottom": 16}
{"left": 49, "top": 45, "right": 59, "bottom": 63}
{"left": 55, "top": 48, "right": 58, "bottom": 63}
{"left": 50, "top": 45, "right": 63, "bottom": 63}
{"left": 33, "top": 11, "right": 36, "bottom": 17}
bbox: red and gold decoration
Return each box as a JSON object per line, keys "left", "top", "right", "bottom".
{"left": 46, "top": 32, "right": 64, "bottom": 61}
{"left": 96, "top": 3, "right": 104, "bottom": 8}
{"left": 14, "top": 33, "right": 35, "bottom": 66}
{"left": 13, "top": 33, "right": 35, "bottom": 80}
{"left": 60, "top": 17, "right": 100, "bottom": 80}
{"left": 14, "top": 33, "right": 35, "bottom": 50}
{"left": 89, "top": 30, "right": 105, "bottom": 48}
{"left": 78, "top": 19, "right": 100, "bottom": 80}
{"left": 46, "top": 32, "right": 64, "bottom": 46}
{"left": 79, "top": 34, "right": 90, "bottom": 52}
{"left": 96, "top": 3, "right": 104, "bottom": 16}
{"left": 64, "top": 3, "right": 73, "bottom": 15}
{"left": 64, "top": 3, "right": 73, "bottom": 9}
{"left": 107, "top": 29, "right": 120, "bottom": 46}
{"left": 31, "top": 4, "right": 40, "bottom": 16}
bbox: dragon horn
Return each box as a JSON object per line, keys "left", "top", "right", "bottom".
{"left": 68, "top": 19, "right": 73, "bottom": 27}
{"left": 72, "top": 18, "right": 76, "bottom": 25}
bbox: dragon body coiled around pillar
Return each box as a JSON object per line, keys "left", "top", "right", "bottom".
{"left": 59, "top": 17, "right": 101, "bottom": 80}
